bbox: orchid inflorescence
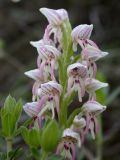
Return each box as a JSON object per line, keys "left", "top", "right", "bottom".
{"left": 23, "top": 8, "right": 109, "bottom": 160}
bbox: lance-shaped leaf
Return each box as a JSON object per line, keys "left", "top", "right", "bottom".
{"left": 41, "top": 120, "right": 60, "bottom": 152}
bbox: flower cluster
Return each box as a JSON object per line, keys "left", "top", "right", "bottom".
{"left": 23, "top": 8, "right": 109, "bottom": 160}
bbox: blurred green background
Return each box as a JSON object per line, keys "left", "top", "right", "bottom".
{"left": 0, "top": 0, "right": 120, "bottom": 159}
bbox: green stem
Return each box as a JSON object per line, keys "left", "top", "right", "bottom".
{"left": 58, "top": 20, "right": 74, "bottom": 127}
{"left": 6, "top": 138, "right": 12, "bottom": 160}
{"left": 59, "top": 101, "right": 67, "bottom": 127}
{"left": 41, "top": 150, "right": 48, "bottom": 160}
{"left": 30, "top": 147, "right": 40, "bottom": 160}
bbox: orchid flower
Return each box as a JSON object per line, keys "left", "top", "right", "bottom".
{"left": 67, "top": 62, "right": 87, "bottom": 102}
{"left": 23, "top": 101, "right": 44, "bottom": 128}
{"left": 40, "top": 8, "right": 68, "bottom": 26}
{"left": 30, "top": 43, "right": 61, "bottom": 81}
{"left": 56, "top": 128, "right": 81, "bottom": 160}
{"left": 23, "top": 81, "right": 62, "bottom": 127}
{"left": 37, "top": 44, "right": 61, "bottom": 81}
{"left": 81, "top": 44, "right": 109, "bottom": 78}
{"left": 82, "top": 101, "right": 106, "bottom": 139}
{"left": 40, "top": 8, "right": 69, "bottom": 48}
{"left": 30, "top": 40, "right": 53, "bottom": 70}
{"left": 71, "top": 24, "right": 97, "bottom": 51}
{"left": 85, "top": 78, "right": 108, "bottom": 100}
{"left": 24, "top": 69, "right": 44, "bottom": 101}
{"left": 36, "top": 81, "right": 63, "bottom": 119}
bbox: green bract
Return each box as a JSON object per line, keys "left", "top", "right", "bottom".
{"left": 0, "top": 95, "right": 22, "bottom": 138}
{"left": 21, "top": 126, "right": 41, "bottom": 148}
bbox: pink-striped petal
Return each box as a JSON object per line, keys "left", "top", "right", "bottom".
{"left": 50, "top": 60, "right": 56, "bottom": 80}
{"left": 82, "top": 101, "right": 106, "bottom": 116}
{"left": 32, "top": 81, "right": 41, "bottom": 101}
{"left": 37, "top": 95, "right": 47, "bottom": 111}
{"left": 54, "top": 95, "right": 60, "bottom": 114}
{"left": 71, "top": 143, "right": 76, "bottom": 160}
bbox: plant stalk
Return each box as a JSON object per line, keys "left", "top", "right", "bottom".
{"left": 6, "top": 138, "right": 12, "bottom": 160}
{"left": 41, "top": 150, "right": 48, "bottom": 160}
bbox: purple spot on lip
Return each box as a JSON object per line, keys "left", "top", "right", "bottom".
{"left": 64, "top": 144, "right": 69, "bottom": 150}
{"left": 33, "top": 116, "right": 37, "bottom": 120}
{"left": 73, "top": 67, "right": 78, "bottom": 71}
{"left": 45, "top": 62, "right": 49, "bottom": 65}
{"left": 48, "top": 97, "right": 53, "bottom": 101}
{"left": 75, "top": 80, "right": 79, "bottom": 83}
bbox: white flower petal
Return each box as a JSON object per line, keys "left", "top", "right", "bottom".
{"left": 24, "top": 69, "right": 41, "bottom": 81}
{"left": 85, "top": 78, "right": 108, "bottom": 92}
{"left": 82, "top": 101, "right": 106, "bottom": 115}
{"left": 82, "top": 45, "right": 109, "bottom": 61}
{"left": 23, "top": 102, "right": 39, "bottom": 117}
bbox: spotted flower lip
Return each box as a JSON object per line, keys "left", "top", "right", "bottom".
{"left": 56, "top": 128, "right": 81, "bottom": 160}
{"left": 62, "top": 128, "right": 81, "bottom": 147}
{"left": 67, "top": 62, "right": 87, "bottom": 78}
{"left": 40, "top": 8, "right": 68, "bottom": 26}
{"left": 67, "top": 63, "right": 87, "bottom": 102}
{"left": 82, "top": 100, "right": 106, "bottom": 116}
{"left": 82, "top": 45, "right": 109, "bottom": 62}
